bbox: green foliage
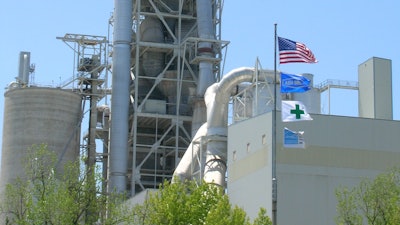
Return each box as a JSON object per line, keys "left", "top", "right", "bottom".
{"left": 132, "top": 180, "right": 271, "bottom": 225}
{"left": 253, "top": 208, "right": 272, "bottom": 225}
{"left": 335, "top": 167, "right": 400, "bottom": 225}
{"left": 335, "top": 186, "right": 362, "bottom": 225}
{"left": 2, "top": 178, "right": 32, "bottom": 225}
{"left": 1, "top": 144, "right": 271, "bottom": 225}
{"left": 0, "top": 144, "right": 120, "bottom": 224}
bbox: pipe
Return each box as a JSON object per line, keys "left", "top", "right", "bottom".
{"left": 18, "top": 51, "right": 31, "bottom": 86}
{"left": 203, "top": 67, "right": 260, "bottom": 186}
{"left": 108, "top": 0, "right": 132, "bottom": 194}
{"left": 195, "top": 0, "right": 214, "bottom": 96}
{"left": 174, "top": 67, "right": 271, "bottom": 186}
{"left": 192, "top": 0, "right": 215, "bottom": 136}
{"left": 172, "top": 122, "right": 208, "bottom": 182}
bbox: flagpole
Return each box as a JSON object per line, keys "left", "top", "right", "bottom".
{"left": 272, "top": 23, "right": 278, "bottom": 225}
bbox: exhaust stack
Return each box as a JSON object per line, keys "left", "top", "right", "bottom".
{"left": 108, "top": 0, "right": 132, "bottom": 194}
{"left": 18, "top": 51, "right": 31, "bottom": 86}
{"left": 192, "top": 0, "right": 216, "bottom": 135}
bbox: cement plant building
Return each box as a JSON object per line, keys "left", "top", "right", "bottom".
{"left": 1, "top": 1, "right": 398, "bottom": 224}
{"left": 227, "top": 57, "right": 399, "bottom": 225}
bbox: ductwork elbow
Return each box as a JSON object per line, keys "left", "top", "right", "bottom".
{"left": 172, "top": 123, "right": 208, "bottom": 183}
{"left": 174, "top": 67, "right": 269, "bottom": 187}
{"left": 203, "top": 67, "right": 261, "bottom": 187}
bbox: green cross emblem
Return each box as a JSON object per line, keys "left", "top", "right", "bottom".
{"left": 290, "top": 104, "right": 304, "bottom": 119}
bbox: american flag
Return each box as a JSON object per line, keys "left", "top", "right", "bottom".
{"left": 278, "top": 37, "right": 318, "bottom": 64}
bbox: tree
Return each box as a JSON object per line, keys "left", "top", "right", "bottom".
{"left": 0, "top": 144, "right": 127, "bottom": 225}
{"left": 1, "top": 144, "right": 271, "bottom": 225}
{"left": 132, "top": 180, "right": 272, "bottom": 225}
{"left": 335, "top": 167, "right": 400, "bottom": 225}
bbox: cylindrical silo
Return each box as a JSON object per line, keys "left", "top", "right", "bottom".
{"left": 0, "top": 87, "right": 82, "bottom": 192}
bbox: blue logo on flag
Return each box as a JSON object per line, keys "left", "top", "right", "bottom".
{"left": 280, "top": 73, "right": 311, "bottom": 93}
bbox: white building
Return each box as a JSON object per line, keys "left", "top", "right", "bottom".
{"left": 227, "top": 57, "right": 399, "bottom": 225}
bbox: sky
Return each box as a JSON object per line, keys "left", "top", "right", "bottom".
{"left": 1, "top": 1, "right": 399, "bottom": 164}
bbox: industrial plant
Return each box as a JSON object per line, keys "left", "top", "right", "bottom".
{"left": 1, "top": 1, "right": 399, "bottom": 225}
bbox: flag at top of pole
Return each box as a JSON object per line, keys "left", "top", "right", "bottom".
{"left": 278, "top": 37, "right": 318, "bottom": 64}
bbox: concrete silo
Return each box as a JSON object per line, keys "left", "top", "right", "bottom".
{"left": 0, "top": 87, "right": 82, "bottom": 192}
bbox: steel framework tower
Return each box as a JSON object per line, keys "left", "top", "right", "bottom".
{"left": 57, "top": 34, "right": 110, "bottom": 190}
{"left": 109, "top": 0, "right": 228, "bottom": 196}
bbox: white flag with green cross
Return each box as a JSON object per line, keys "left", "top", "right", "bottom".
{"left": 281, "top": 100, "right": 313, "bottom": 122}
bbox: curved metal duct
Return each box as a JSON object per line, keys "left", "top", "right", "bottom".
{"left": 203, "top": 67, "right": 259, "bottom": 186}
{"left": 174, "top": 67, "right": 275, "bottom": 187}
{"left": 172, "top": 122, "right": 208, "bottom": 182}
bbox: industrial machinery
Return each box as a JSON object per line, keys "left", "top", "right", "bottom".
{"left": 1, "top": 1, "right": 361, "bottom": 200}
{"left": 108, "top": 0, "right": 228, "bottom": 196}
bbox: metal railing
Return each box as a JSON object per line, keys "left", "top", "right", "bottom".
{"left": 317, "top": 79, "right": 358, "bottom": 91}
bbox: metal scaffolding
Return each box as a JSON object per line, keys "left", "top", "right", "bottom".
{"left": 57, "top": 33, "right": 110, "bottom": 191}
{"left": 124, "top": 0, "right": 228, "bottom": 195}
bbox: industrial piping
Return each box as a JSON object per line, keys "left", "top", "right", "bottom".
{"left": 173, "top": 0, "right": 218, "bottom": 182}
{"left": 203, "top": 67, "right": 260, "bottom": 186}
{"left": 174, "top": 67, "right": 273, "bottom": 187}
{"left": 172, "top": 122, "right": 208, "bottom": 182}
{"left": 108, "top": 0, "right": 132, "bottom": 193}
{"left": 192, "top": 0, "right": 216, "bottom": 136}
{"left": 196, "top": 0, "right": 215, "bottom": 96}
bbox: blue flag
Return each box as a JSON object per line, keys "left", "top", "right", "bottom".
{"left": 280, "top": 72, "right": 311, "bottom": 93}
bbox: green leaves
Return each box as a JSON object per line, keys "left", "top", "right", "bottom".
{"left": 336, "top": 167, "right": 400, "bottom": 225}
{"left": 132, "top": 180, "right": 271, "bottom": 225}
{"left": 1, "top": 144, "right": 272, "bottom": 225}
{"left": 0, "top": 144, "right": 111, "bottom": 224}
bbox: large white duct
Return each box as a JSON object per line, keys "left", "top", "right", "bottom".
{"left": 172, "top": 122, "right": 208, "bottom": 182}
{"left": 203, "top": 67, "right": 259, "bottom": 186}
{"left": 108, "top": 0, "right": 132, "bottom": 194}
{"left": 171, "top": 0, "right": 218, "bottom": 180}
{"left": 175, "top": 67, "right": 272, "bottom": 187}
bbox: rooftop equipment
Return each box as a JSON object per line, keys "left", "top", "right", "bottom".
{"left": 17, "top": 51, "right": 35, "bottom": 86}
